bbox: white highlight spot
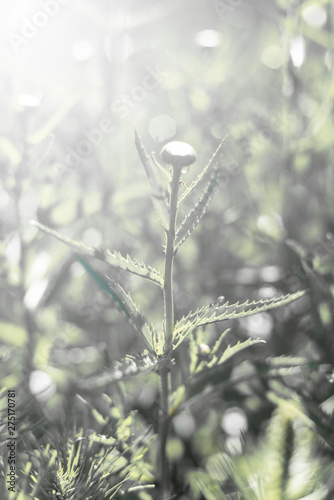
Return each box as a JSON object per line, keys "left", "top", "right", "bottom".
{"left": 72, "top": 40, "right": 93, "bottom": 61}
{"left": 261, "top": 45, "right": 283, "bottom": 69}
{"left": 195, "top": 29, "right": 222, "bottom": 48}
{"left": 29, "top": 370, "right": 55, "bottom": 401}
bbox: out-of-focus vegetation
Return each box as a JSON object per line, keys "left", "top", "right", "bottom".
{"left": 1, "top": 0, "right": 334, "bottom": 498}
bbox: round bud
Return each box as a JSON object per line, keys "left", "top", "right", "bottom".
{"left": 160, "top": 141, "right": 197, "bottom": 169}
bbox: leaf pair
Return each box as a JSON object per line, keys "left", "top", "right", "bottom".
{"left": 135, "top": 130, "right": 228, "bottom": 251}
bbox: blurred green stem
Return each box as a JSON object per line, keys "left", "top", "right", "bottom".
{"left": 159, "top": 165, "right": 181, "bottom": 498}
{"left": 14, "top": 143, "right": 35, "bottom": 376}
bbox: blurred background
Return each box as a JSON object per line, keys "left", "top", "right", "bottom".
{"left": 1, "top": 0, "right": 334, "bottom": 497}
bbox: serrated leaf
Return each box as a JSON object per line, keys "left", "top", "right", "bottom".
{"left": 175, "top": 169, "right": 219, "bottom": 251}
{"left": 211, "top": 328, "right": 231, "bottom": 356}
{"left": 173, "top": 291, "right": 306, "bottom": 350}
{"left": 169, "top": 385, "right": 186, "bottom": 415}
{"left": 75, "top": 254, "right": 155, "bottom": 352}
{"left": 88, "top": 434, "right": 117, "bottom": 447}
{"left": 152, "top": 329, "right": 165, "bottom": 356}
{"left": 194, "top": 337, "right": 265, "bottom": 377}
{"left": 186, "top": 338, "right": 265, "bottom": 404}
{"left": 134, "top": 129, "right": 170, "bottom": 230}
{"left": 76, "top": 353, "right": 158, "bottom": 389}
{"left": 31, "top": 221, "right": 164, "bottom": 286}
{"left": 178, "top": 135, "right": 228, "bottom": 207}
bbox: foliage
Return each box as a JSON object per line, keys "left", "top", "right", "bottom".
{"left": 1, "top": 0, "right": 334, "bottom": 499}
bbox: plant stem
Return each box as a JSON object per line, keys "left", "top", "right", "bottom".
{"left": 159, "top": 363, "right": 170, "bottom": 498}
{"left": 159, "top": 165, "right": 181, "bottom": 498}
{"left": 164, "top": 167, "right": 181, "bottom": 351}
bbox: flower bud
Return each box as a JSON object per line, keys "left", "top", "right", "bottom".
{"left": 160, "top": 141, "right": 196, "bottom": 170}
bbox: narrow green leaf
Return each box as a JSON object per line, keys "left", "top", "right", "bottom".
{"left": 186, "top": 338, "right": 265, "bottom": 404}
{"left": 173, "top": 291, "right": 306, "bottom": 349}
{"left": 75, "top": 254, "right": 155, "bottom": 352}
{"left": 175, "top": 169, "right": 219, "bottom": 251}
{"left": 134, "top": 129, "right": 170, "bottom": 230}
{"left": 285, "top": 238, "right": 308, "bottom": 259}
{"left": 31, "top": 221, "right": 164, "bottom": 287}
{"left": 178, "top": 134, "right": 228, "bottom": 207}
{"left": 211, "top": 328, "right": 231, "bottom": 356}
{"left": 195, "top": 337, "right": 265, "bottom": 376}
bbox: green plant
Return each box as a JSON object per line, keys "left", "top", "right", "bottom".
{"left": 30, "top": 131, "right": 306, "bottom": 498}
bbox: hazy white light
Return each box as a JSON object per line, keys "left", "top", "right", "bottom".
{"left": 324, "top": 51, "right": 332, "bottom": 70}
{"left": 71, "top": 261, "right": 86, "bottom": 278}
{"left": 148, "top": 114, "right": 176, "bottom": 142}
{"left": 221, "top": 407, "right": 248, "bottom": 436}
{"left": 290, "top": 36, "right": 305, "bottom": 67}
{"left": 24, "top": 279, "right": 48, "bottom": 309}
{"left": 257, "top": 214, "right": 284, "bottom": 240}
{"left": 173, "top": 412, "right": 196, "bottom": 439}
{"left": 103, "top": 31, "right": 134, "bottom": 63}
{"left": 236, "top": 267, "right": 258, "bottom": 284}
{"left": 82, "top": 228, "right": 102, "bottom": 247}
{"left": 5, "top": 233, "right": 21, "bottom": 265}
{"left": 68, "top": 347, "right": 86, "bottom": 364}
{"left": 195, "top": 29, "right": 222, "bottom": 48}
{"left": 84, "top": 346, "right": 99, "bottom": 363}
{"left": 261, "top": 45, "right": 283, "bottom": 69}
{"left": 27, "top": 252, "right": 51, "bottom": 283}
{"left": 225, "top": 436, "right": 243, "bottom": 454}
{"left": 72, "top": 40, "right": 93, "bottom": 61}
{"left": 240, "top": 312, "right": 273, "bottom": 339}
{"left": 19, "top": 94, "right": 40, "bottom": 107}
{"left": 299, "top": 95, "right": 318, "bottom": 117}
{"left": 259, "top": 265, "right": 282, "bottom": 283}
{"left": 258, "top": 286, "right": 278, "bottom": 299}
{"left": 302, "top": 5, "right": 327, "bottom": 28}
{"left": 29, "top": 370, "right": 55, "bottom": 401}
{"left": 0, "top": 186, "right": 10, "bottom": 210}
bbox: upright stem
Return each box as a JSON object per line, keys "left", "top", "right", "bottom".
{"left": 159, "top": 165, "right": 181, "bottom": 498}
{"left": 164, "top": 167, "right": 181, "bottom": 351}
